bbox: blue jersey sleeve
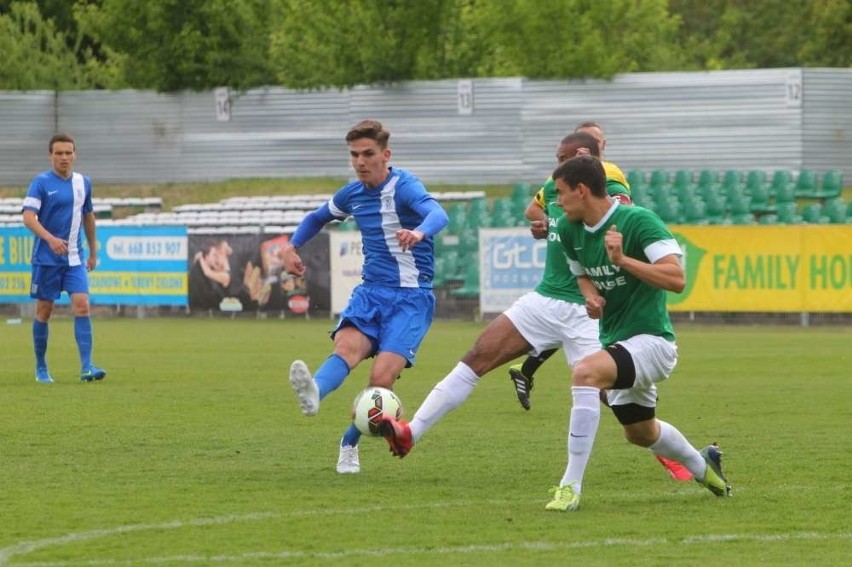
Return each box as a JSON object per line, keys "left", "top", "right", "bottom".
{"left": 412, "top": 198, "right": 448, "bottom": 237}
{"left": 290, "top": 202, "right": 336, "bottom": 248}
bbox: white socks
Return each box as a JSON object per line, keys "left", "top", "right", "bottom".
{"left": 409, "top": 362, "right": 479, "bottom": 442}
{"left": 649, "top": 420, "right": 707, "bottom": 480}
{"left": 559, "top": 386, "right": 601, "bottom": 493}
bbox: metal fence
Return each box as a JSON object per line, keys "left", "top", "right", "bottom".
{"left": 1, "top": 68, "right": 850, "bottom": 186}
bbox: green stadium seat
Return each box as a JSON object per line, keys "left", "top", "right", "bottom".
{"left": 812, "top": 170, "right": 843, "bottom": 200}
{"left": 648, "top": 169, "right": 670, "bottom": 191}
{"left": 672, "top": 170, "right": 694, "bottom": 191}
{"left": 682, "top": 198, "right": 708, "bottom": 225}
{"left": 823, "top": 198, "right": 848, "bottom": 224}
{"left": 432, "top": 250, "right": 460, "bottom": 287}
{"left": 446, "top": 203, "right": 467, "bottom": 235}
{"left": 776, "top": 202, "right": 803, "bottom": 224}
{"left": 720, "top": 170, "right": 744, "bottom": 197}
{"left": 758, "top": 213, "right": 779, "bottom": 225}
{"left": 773, "top": 177, "right": 797, "bottom": 205}
{"left": 802, "top": 202, "right": 828, "bottom": 224}
{"left": 654, "top": 196, "right": 682, "bottom": 224}
{"left": 490, "top": 197, "right": 517, "bottom": 228}
{"left": 794, "top": 170, "right": 818, "bottom": 199}
{"left": 450, "top": 261, "right": 480, "bottom": 298}
{"left": 696, "top": 169, "right": 719, "bottom": 194}
{"left": 749, "top": 184, "right": 776, "bottom": 214}
{"left": 626, "top": 170, "right": 646, "bottom": 192}
{"left": 770, "top": 170, "right": 795, "bottom": 203}
{"left": 744, "top": 170, "right": 768, "bottom": 196}
{"left": 728, "top": 192, "right": 754, "bottom": 224}
{"left": 704, "top": 193, "right": 728, "bottom": 224}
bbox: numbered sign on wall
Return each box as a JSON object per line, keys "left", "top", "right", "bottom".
{"left": 785, "top": 70, "right": 802, "bottom": 108}
{"left": 214, "top": 87, "right": 232, "bottom": 121}
{"left": 457, "top": 79, "right": 474, "bottom": 115}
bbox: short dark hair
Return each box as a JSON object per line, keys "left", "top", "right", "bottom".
{"left": 575, "top": 121, "right": 603, "bottom": 132}
{"left": 49, "top": 133, "right": 75, "bottom": 153}
{"left": 559, "top": 131, "right": 601, "bottom": 157}
{"left": 345, "top": 119, "right": 390, "bottom": 149}
{"left": 552, "top": 155, "right": 607, "bottom": 197}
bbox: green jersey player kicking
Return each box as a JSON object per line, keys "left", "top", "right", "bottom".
{"left": 542, "top": 154, "right": 731, "bottom": 511}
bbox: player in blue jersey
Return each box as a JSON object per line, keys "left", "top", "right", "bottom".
{"left": 280, "top": 119, "right": 448, "bottom": 474}
{"left": 21, "top": 133, "right": 106, "bottom": 384}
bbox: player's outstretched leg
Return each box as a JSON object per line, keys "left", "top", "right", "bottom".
{"left": 289, "top": 360, "right": 320, "bottom": 416}
{"left": 696, "top": 443, "right": 732, "bottom": 497}
{"left": 378, "top": 414, "right": 413, "bottom": 458}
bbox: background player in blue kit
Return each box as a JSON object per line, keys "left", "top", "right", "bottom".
{"left": 280, "top": 119, "right": 448, "bottom": 474}
{"left": 21, "top": 133, "right": 106, "bottom": 384}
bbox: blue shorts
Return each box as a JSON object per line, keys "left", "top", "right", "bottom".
{"left": 333, "top": 285, "right": 436, "bottom": 367}
{"left": 30, "top": 264, "right": 89, "bottom": 300}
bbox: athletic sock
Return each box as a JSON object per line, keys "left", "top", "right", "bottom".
{"left": 33, "top": 319, "right": 49, "bottom": 369}
{"left": 74, "top": 316, "right": 93, "bottom": 370}
{"left": 340, "top": 423, "right": 361, "bottom": 447}
{"left": 559, "top": 386, "right": 601, "bottom": 493}
{"left": 648, "top": 419, "right": 708, "bottom": 480}
{"left": 313, "top": 354, "right": 351, "bottom": 400}
{"left": 409, "top": 361, "right": 479, "bottom": 442}
{"left": 521, "top": 347, "right": 557, "bottom": 377}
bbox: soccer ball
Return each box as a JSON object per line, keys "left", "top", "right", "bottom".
{"left": 352, "top": 386, "right": 403, "bottom": 436}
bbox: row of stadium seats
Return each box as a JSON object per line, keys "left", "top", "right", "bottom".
{"left": 628, "top": 169, "right": 843, "bottom": 206}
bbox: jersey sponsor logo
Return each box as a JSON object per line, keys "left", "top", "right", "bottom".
{"left": 584, "top": 264, "right": 627, "bottom": 291}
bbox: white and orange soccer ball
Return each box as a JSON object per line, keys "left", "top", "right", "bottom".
{"left": 352, "top": 386, "right": 403, "bottom": 436}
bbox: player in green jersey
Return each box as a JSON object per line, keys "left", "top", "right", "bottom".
{"left": 542, "top": 155, "right": 731, "bottom": 511}
{"left": 377, "top": 132, "right": 627, "bottom": 460}
{"left": 509, "top": 121, "right": 630, "bottom": 409}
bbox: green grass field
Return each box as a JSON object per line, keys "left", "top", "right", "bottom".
{"left": 1, "top": 318, "right": 850, "bottom": 566}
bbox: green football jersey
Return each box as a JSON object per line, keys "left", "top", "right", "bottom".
{"left": 533, "top": 176, "right": 632, "bottom": 304}
{"left": 534, "top": 177, "right": 584, "bottom": 303}
{"left": 556, "top": 203, "right": 680, "bottom": 346}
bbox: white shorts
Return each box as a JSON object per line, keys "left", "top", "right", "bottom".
{"left": 503, "top": 291, "right": 600, "bottom": 367}
{"left": 605, "top": 334, "right": 678, "bottom": 408}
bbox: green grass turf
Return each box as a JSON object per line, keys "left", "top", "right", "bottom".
{"left": 1, "top": 318, "right": 850, "bottom": 566}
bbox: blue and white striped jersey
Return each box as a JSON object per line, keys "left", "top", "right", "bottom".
{"left": 328, "top": 167, "right": 442, "bottom": 288}
{"left": 22, "top": 170, "right": 93, "bottom": 266}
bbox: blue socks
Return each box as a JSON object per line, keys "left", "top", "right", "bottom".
{"left": 314, "top": 354, "right": 351, "bottom": 399}
{"left": 33, "top": 319, "right": 48, "bottom": 369}
{"left": 74, "top": 316, "right": 93, "bottom": 370}
{"left": 341, "top": 423, "right": 362, "bottom": 447}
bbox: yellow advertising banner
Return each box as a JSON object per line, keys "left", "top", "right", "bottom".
{"left": 668, "top": 225, "right": 852, "bottom": 312}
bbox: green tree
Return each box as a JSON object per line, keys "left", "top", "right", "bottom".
{"left": 0, "top": 1, "right": 93, "bottom": 90}
{"left": 77, "top": 0, "right": 276, "bottom": 92}
{"left": 269, "top": 0, "right": 457, "bottom": 89}
{"left": 670, "top": 0, "right": 852, "bottom": 69}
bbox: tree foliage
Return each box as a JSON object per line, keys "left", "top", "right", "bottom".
{"left": 0, "top": 0, "right": 849, "bottom": 92}
{"left": 75, "top": 0, "right": 275, "bottom": 92}
{"left": 0, "top": 1, "right": 94, "bottom": 90}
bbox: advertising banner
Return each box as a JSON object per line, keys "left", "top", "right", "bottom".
{"left": 328, "top": 231, "right": 364, "bottom": 316}
{"left": 478, "top": 227, "right": 547, "bottom": 314}
{"left": 670, "top": 225, "right": 852, "bottom": 312}
{"left": 0, "top": 225, "right": 188, "bottom": 305}
{"left": 187, "top": 231, "right": 330, "bottom": 315}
